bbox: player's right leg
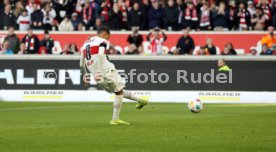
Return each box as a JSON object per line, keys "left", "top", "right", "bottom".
{"left": 123, "top": 90, "right": 148, "bottom": 109}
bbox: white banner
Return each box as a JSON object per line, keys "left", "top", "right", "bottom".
{"left": 0, "top": 90, "right": 276, "bottom": 103}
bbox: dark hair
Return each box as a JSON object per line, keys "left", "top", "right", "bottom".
{"left": 200, "top": 46, "right": 205, "bottom": 49}
{"left": 8, "top": 26, "right": 14, "bottom": 30}
{"left": 44, "top": 30, "right": 49, "bottom": 35}
{"left": 97, "top": 26, "right": 110, "bottom": 35}
{"left": 69, "top": 43, "right": 79, "bottom": 53}
{"left": 225, "top": 42, "right": 234, "bottom": 49}
{"left": 154, "top": 27, "right": 160, "bottom": 32}
{"left": 255, "top": 6, "right": 263, "bottom": 11}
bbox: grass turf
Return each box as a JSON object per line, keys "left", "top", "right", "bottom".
{"left": 0, "top": 102, "right": 276, "bottom": 152}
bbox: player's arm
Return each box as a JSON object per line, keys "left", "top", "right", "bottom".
{"left": 95, "top": 42, "right": 107, "bottom": 73}
{"left": 79, "top": 49, "right": 90, "bottom": 87}
{"left": 79, "top": 52, "right": 87, "bottom": 75}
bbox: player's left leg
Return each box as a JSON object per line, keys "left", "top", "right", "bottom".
{"left": 123, "top": 90, "right": 148, "bottom": 109}
{"left": 110, "top": 90, "right": 130, "bottom": 125}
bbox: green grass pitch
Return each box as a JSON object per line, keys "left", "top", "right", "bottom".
{"left": 0, "top": 102, "right": 276, "bottom": 152}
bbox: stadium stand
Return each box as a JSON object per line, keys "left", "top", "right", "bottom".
{"left": 0, "top": 0, "right": 276, "bottom": 55}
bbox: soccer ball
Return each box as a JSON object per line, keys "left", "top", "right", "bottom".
{"left": 188, "top": 99, "right": 203, "bottom": 113}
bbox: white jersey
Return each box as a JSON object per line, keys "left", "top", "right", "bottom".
{"left": 149, "top": 37, "right": 165, "bottom": 55}
{"left": 79, "top": 36, "right": 125, "bottom": 93}
{"left": 80, "top": 36, "right": 113, "bottom": 74}
{"left": 17, "top": 15, "right": 31, "bottom": 31}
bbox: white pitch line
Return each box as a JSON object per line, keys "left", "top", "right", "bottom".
{"left": 0, "top": 105, "right": 101, "bottom": 111}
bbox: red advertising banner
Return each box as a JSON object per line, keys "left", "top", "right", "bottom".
{"left": 0, "top": 31, "right": 264, "bottom": 54}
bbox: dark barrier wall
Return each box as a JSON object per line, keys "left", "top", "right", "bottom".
{"left": 0, "top": 57, "right": 276, "bottom": 91}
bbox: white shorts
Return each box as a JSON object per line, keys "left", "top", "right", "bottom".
{"left": 97, "top": 69, "right": 125, "bottom": 93}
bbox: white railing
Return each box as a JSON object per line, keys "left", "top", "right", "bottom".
{"left": 0, "top": 30, "right": 268, "bottom": 35}
{"left": 0, "top": 55, "right": 276, "bottom": 61}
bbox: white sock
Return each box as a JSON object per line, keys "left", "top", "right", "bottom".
{"left": 123, "top": 90, "right": 143, "bottom": 103}
{"left": 112, "top": 94, "right": 123, "bottom": 121}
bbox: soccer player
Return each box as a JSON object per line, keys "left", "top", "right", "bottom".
{"left": 79, "top": 26, "right": 148, "bottom": 125}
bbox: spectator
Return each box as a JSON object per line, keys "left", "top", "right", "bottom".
{"left": 148, "top": 0, "right": 163, "bottom": 29}
{"left": 128, "top": 2, "right": 144, "bottom": 30}
{"left": 75, "top": 1, "right": 83, "bottom": 14}
{"left": 118, "top": 0, "right": 128, "bottom": 30}
{"left": 90, "top": 0, "right": 100, "bottom": 14}
{"left": 4, "top": 26, "right": 20, "bottom": 53}
{"left": 127, "top": 29, "right": 143, "bottom": 47}
{"left": 141, "top": 0, "right": 150, "bottom": 30}
{"left": 94, "top": 18, "right": 102, "bottom": 31}
{"left": 198, "top": 1, "right": 212, "bottom": 30}
{"left": 175, "top": 29, "right": 195, "bottom": 54}
{"left": 42, "top": 2, "right": 56, "bottom": 30}
{"left": 26, "top": 0, "right": 41, "bottom": 14}
{"left": 261, "top": 26, "right": 276, "bottom": 48}
{"left": 138, "top": 45, "right": 149, "bottom": 55}
{"left": 218, "top": 59, "right": 231, "bottom": 72}
{"left": 38, "top": 46, "right": 48, "bottom": 54}
{"left": 71, "top": 12, "right": 81, "bottom": 30}
{"left": 52, "top": 0, "right": 75, "bottom": 23}
{"left": 247, "top": 1, "right": 256, "bottom": 17}
{"left": 107, "top": 44, "right": 121, "bottom": 55}
{"left": 221, "top": 42, "right": 237, "bottom": 55}
{"left": 69, "top": 43, "right": 79, "bottom": 54}
{"left": 17, "top": 9, "right": 31, "bottom": 31}
{"left": 59, "top": 16, "right": 74, "bottom": 31}
{"left": 0, "top": 4, "right": 16, "bottom": 30}
{"left": 13, "top": 1, "right": 24, "bottom": 18}
{"left": 195, "top": 46, "right": 210, "bottom": 55}
{"left": 235, "top": 2, "right": 251, "bottom": 30}
{"left": 249, "top": 47, "right": 258, "bottom": 55}
{"left": 272, "top": 1, "right": 276, "bottom": 28}
{"left": 204, "top": 38, "right": 217, "bottom": 55}
{"left": 183, "top": 2, "right": 198, "bottom": 30}
{"left": 17, "top": 43, "right": 27, "bottom": 54}
{"left": 251, "top": 6, "right": 266, "bottom": 30}
{"left": 125, "top": 44, "right": 139, "bottom": 55}
{"left": 164, "top": 0, "right": 178, "bottom": 31}
{"left": 212, "top": 2, "right": 229, "bottom": 31}
{"left": 226, "top": 42, "right": 237, "bottom": 55}
{"left": 31, "top": 2, "right": 43, "bottom": 30}
{"left": 60, "top": 44, "right": 74, "bottom": 55}
{"left": 99, "top": 1, "right": 110, "bottom": 26}
{"left": 109, "top": 2, "right": 122, "bottom": 30}
{"left": 0, "top": 0, "right": 7, "bottom": 13}
{"left": 228, "top": 0, "right": 237, "bottom": 30}
{"left": 77, "top": 22, "right": 85, "bottom": 31}
{"left": 82, "top": 0, "right": 95, "bottom": 29}
{"left": 258, "top": 0, "right": 271, "bottom": 26}
{"left": 260, "top": 43, "right": 273, "bottom": 55}
{"left": 40, "top": 30, "right": 54, "bottom": 54}
{"left": 176, "top": 0, "right": 184, "bottom": 30}
{"left": 146, "top": 28, "right": 167, "bottom": 55}
{"left": 0, "top": 41, "right": 13, "bottom": 55}
{"left": 22, "top": 28, "right": 40, "bottom": 54}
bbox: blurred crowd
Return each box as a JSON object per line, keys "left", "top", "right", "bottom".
{"left": 2, "top": 0, "right": 276, "bottom": 31}
{"left": 1, "top": 26, "right": 276, "bottom": 55}
{"left": 0, "top": 27, "right": 79, "bottom": 54}
{"left": 122, "top": 27, "right": 276, "bottom": 55}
